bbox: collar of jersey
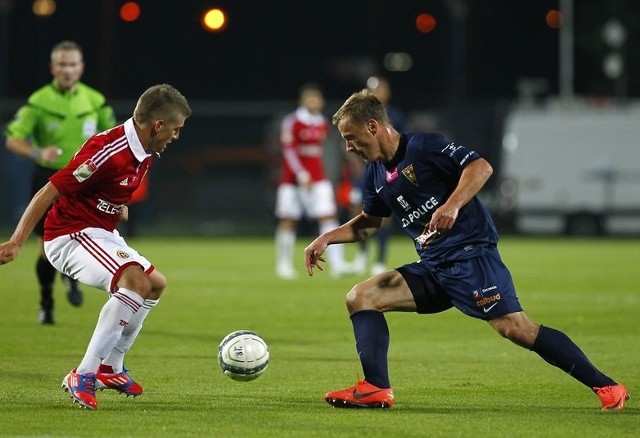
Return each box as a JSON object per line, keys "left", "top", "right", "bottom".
{"left": 295, "top": 106, "right": 325, "bottom": 126}
{"left": 383, "top": 134, "right": 407, "bottom": 171}
{"left": 124, "top": 117, "right": 151, "bottom": 162}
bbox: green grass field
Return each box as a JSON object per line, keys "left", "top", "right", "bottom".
{"left": 0, "top": 236, "right": 638, "bottom": 437}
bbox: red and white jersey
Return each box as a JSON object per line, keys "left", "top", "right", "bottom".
{"left": 279, "top": 106, "right": 329, "bottom": 184}
{"left": 44, "top": 118, "right": 152, "bottom": 240}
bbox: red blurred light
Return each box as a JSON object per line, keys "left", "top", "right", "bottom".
{"left": 416, "top": 13, "right": 437, "bottom": 33}
{"left": 546, "top": 9, "right": 563, "bottom": 29}
{"left": 120, "top": 2, "right": 141, "bottom": 22}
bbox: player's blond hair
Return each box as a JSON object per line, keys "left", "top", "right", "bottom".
{"left": 332, "top": 89, "right": 390, "bottom": 127}
{"left": 134, "top": 84, "right": 192, "bottom": 124}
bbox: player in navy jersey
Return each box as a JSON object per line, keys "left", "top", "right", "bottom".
{"left": 342, "top": 76, "right": 406, "bottom": 276}
{"left": 304, "top": 89, "right": 629, "bottom": 410}
{"left": 0, "top": 84, "right": 191, "bottom": 410}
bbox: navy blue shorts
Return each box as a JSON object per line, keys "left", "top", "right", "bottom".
{"left": 396, "top": 246, "right": 522, "bottom": 320}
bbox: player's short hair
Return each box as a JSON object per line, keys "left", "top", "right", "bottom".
{"left": 134, "top": 84, "right": 192, "bottom": 124}
{"left": 332, "top": 89, "right": 389, "bottom": 126}
{"left": 51, "top": 41, "right": 83, "bottom": 60}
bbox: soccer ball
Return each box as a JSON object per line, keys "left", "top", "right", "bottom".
{"left": 217, "top": 330, "right": 269, "bottom": 382}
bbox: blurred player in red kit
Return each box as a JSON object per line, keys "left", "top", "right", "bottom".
{"left": 274, "top": 82, "right": 350, "bottom": 279}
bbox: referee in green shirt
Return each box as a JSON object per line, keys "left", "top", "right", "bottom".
{"left": 5, "top": 40, "right": 116, "bottom": 324}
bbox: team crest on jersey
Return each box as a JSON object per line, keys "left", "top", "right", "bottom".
{"left": 115, "top": 249, "right": 130, "bottom": 259}
{"left": 73, "top": 159, "right": 98, "bottom": 182}
{"left": 401, "top": 164, "right": 418, "bottom": 186}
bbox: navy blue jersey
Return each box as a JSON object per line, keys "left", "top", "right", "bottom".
{"left": 362, "top": 133, "right": 498, "bottom": 262}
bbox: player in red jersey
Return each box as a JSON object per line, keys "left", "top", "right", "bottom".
{"left": 274, "top": 82, "right": 350, "bottom": 279}
{"left": 0, "top": 84, "right": 191, "bottom": 410}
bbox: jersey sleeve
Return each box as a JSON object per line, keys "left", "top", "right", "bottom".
{"left": 49, "top": 138, "right": 110, "bottom": 197}
{"left": 279, "top": 115, "right": 306, "bottom": 175}
{"left": 418, "top": 133, "right": 482, "bottom": 177}
{"left": 4, "top": 104, "right": 38, "bottom": 141}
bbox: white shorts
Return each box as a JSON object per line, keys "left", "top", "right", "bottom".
{"left": 275, "top": 180, "right": 337, "bottom": 220}
{"left": 44, "top": 227, "right": 153, "bottom": 294}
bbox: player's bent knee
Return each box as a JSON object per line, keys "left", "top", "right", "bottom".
{"left": 346, "top": 282, "right": 378, "bottom": 313}
{"left": 345, "top": 288, "right": 360, "bottom": 313}
{"left": 118, "top": 267, "right": 153, "bottom": 298}
{"left": 489, "top": 316, "right": 539, "bottom": 348}
{"left": 345, "top": 284, "right": 367, "bottom": 313}
{"left": 149, "top": 270, "right": 167, "bottom": 298}
{"left": 132, "top": 277, "right": 153, "bottom": 298}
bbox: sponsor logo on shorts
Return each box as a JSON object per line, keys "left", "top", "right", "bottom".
{"left": 116, "top": 249, "right": 130, "bottom": 259}
{"left": 483, "top": 302, "right": 499, "bottom": 313}
{"left": 473, "top": 287, "right": 501, "bottom": 313}
{"left": 475, "top": 292, "right": 501, "bottom": 307}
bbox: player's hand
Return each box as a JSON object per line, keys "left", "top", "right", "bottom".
{"left": 296, "top": 171, "right": 311, "bottom": 188}
{"left": 304, "top": 240, "right": 327, "bottom": 277}
{"left": 40, "top": 146, "right": 63, "bottom": 163}
{"left": 428, "top": 204, "right": 459, "bottom": 233}
{"left": 0, "top": 241, "right": 21, "bottom": 265}
{"left": 119, "top": 205, "right": 129, "bottom": 222}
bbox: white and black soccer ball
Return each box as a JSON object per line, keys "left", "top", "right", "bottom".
{"left": 217, "top": 330, "right": 269, "bottom": 382}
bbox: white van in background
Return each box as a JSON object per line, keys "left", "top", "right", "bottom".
{"left": 496, "top": 102, "right": 640, "bottom": 235}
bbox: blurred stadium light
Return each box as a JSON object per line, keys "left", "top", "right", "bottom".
{"left": 415, "top": 13, "right": 437, "bottom": 33}
{"left": 32, "top": 0, "right": 55, "bottom": 17}
{"left": 202, "top": 8, "right": 227, "bottom": 33}
{"left": 119, "top": 1, "right": 140, "bottom": 23}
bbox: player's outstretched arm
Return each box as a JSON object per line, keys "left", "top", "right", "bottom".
{"left": 0, "top": 182, "right": 59, "bottom": 265}
{"left": 304, "top": 212, "right": 383, "bottom": 277}
{"left": 6, "top": 137, "right": 62, "bottom": 164}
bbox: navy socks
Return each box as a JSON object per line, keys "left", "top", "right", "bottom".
{"left": 351, "top": 314, "right": 616, "bottom": 390}
{"left": 531, "top": 325, "right": 616, "bottom": 389}
{"left": 350, "top": 310, "right": 391, "bottom": 388}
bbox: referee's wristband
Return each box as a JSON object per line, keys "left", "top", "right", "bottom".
{"left": 29, "top": 148, "right": 41, "bottom": 161}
